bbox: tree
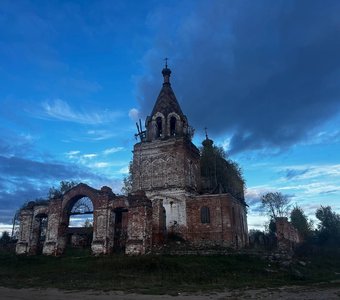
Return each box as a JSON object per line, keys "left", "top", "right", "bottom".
{"left": 261, "top": 192, "right": 291, "bottom": 220}
{"left": 83, "top": 219, "right": 93, "bottom": 228}
{"left": 315, "top": 206, "right": 340, "bottom": 244}
{"left": 200, "top": 140, "right": 245, "bottom": 200}
{"left": 48, "top": 180, "right": 78, "bottom": 199}
{"left": 121, "top": 161, "right": 133, "bottom": 195}
{"left": 290, "top": 205, "right": 312, "bottom": 239}
{"left": 0, "top": 231, "right": 11, "bottom": 246}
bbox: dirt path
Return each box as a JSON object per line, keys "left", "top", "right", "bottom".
{"left": 1, "top": 286, "right": 340, "bottom": 300}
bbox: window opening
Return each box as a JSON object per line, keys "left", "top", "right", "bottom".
{"left": 170, "top": 116, "right": 177, "bottom": 136}
{"left": 201, "top": 206, "right": 210, "bottom": 223}
{"left": 156, "top": 117, "right": 163, "bottom": 137}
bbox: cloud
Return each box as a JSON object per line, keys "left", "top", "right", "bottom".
{"left": 280, "top": 164, "right": 340, "bottom": 181}
{"left": 93, "top": 162, "right": 110, "bottom": 168}
{"left": 285, "top": 168, "right": 310, "bottom": 180}
{"left": 0, "top": 155, "right": 105, "bottom": 181}
{"left": 103, "top": 147, "right": 124, "bottom": 155}
{"left": 128, "top": 108, "right": 140, "bottom": 122}
{"left": 86, "top": 130, "right": 117, "bottom": 141}
{"left": 137, "top": 1, "right": 340, "bottom": 154}
{"left": 83, "top": 153, "right": 97, "bottom": 159}
{"left": 40, "top": 99, "right": 122, "bottom": 124}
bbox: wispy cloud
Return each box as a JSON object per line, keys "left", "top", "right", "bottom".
{"left": 83, "top": 153, "right": 97, "bottom": 159}
{"left": 39, "top": 99, "right": 122, "bottom": 124}
{"left": 280, "top": 164, "right": 340, "bottom": 181}
{"left": 93, "top": 162, "right": 109, "bottom": 168}
{"left": 86, "top": 130, "right": 117, "bottom": 141}
{"left": 103, "top": 147, "right": 124, "bottom": 155}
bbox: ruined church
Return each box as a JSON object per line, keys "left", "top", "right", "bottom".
{"left": 16, "top": 65, "right": 248, "bottom": 255}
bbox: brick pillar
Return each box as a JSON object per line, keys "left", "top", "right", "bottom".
{"left": 126, "top": 191, "right": 152, "bottom": 255}
{"left": 15, "top": 207, "right": 34, "bottom": 255}
{"left": 42, "top": 198, "right": 62, "bottom": 255}
{"left": 92, "top": 208, "right": 111, "bottom": 255}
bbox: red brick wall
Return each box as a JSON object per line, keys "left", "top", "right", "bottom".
{"left": 186, "top": 194, "right": 248, "bottom": 248}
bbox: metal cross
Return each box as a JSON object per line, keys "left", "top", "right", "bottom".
{"left": 164, "top": 57, "right": 168, "bottom": 68}
{"left": 204, "top": 127, "right": 208, "bottom": 139}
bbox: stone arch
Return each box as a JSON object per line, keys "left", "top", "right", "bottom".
{"left": 53, "top": 184, "right": 115, "bottom": 255}
{"left": 167, "top": 112, "right": 181, "bottom": 137}
{"left": 152, "top": 112, "right": 165, "bottom": 138}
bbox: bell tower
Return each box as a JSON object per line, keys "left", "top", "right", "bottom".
{"left": 145, "top": 63, "right": 190, "bottom": 141}
{"left": 131, "top": 63, "right": 200, "bottom": 235}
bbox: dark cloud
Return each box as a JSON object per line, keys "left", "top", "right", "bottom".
{"left": 0, "top": 155, "right": 104, "bottom": 181}
{"left": 319, "top": 189, "right": 340, "bottom": 195}
{"left": 285, "top": 168, "right": 310, "bottom": 180}
{"left": 137, "top": 0, "right": 340, "bottom": 154}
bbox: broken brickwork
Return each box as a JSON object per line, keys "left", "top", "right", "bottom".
{"left": 276, "top": 217, "right": 300, "bottom": 251}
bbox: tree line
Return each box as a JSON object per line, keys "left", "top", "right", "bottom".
{"left": 250, "top": 191, "right": 340, "bottom": 251}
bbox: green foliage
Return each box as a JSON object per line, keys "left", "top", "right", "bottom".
{"left": 48, "top": 180, "right": 78, "bottom": 199}
{"left": 200, "top": 141, "right": 245, "bottom": 200}
{"left": 1, "top": 251, "right": 339, "bottom": 292}
{"left": 315, "top": 206, "right": 340, "bottom": 245}
{"left": 20, "top": 198, "right": 49, "bottom": 210}
{"left": 261, "top": 192, "right": 291, "bottom": 220}
{"left": 121, "top": 161, "right": 133, "bottom": 195}
{"left": 290, "top": 206, "right": 312, "bottom": 239}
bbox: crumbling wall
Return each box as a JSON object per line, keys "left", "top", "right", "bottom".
{"left": 276, "top": 217, "right": 300, "bottom": 251}
{"left": 125, "top": 191, "right": 153, "bottom": 255}
{"left": 16, "top": 204, "right": 49, "bottom": 255}
{"left": 186, "top": 193, "right": 248, "bottom": 249}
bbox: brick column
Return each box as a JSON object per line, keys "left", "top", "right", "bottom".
{"left": 126, "top": 191, "right": 152, "bottom": 255}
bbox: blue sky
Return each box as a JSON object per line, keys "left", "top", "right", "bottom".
{"left": 1, "top": 0, "right": 339, "bottom": 232}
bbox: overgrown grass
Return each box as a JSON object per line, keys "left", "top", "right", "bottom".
{"left": 0, "top": 248, "right": 339, "bottom": 294}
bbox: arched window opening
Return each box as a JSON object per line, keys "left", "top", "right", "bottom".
{"left": 156, "top": 117, "right": 163, "bottom": 138}
{"left": 68, "top": 196, "right": 94, "bottom": 250}
{"left": 170, "top": 116, "right": 177, "bottom": 136}
{"left": 37, "top": 216, "right": 48, "bottom": 242}
{"left": 201, "top": 206, "right": 210, "bottom": 224}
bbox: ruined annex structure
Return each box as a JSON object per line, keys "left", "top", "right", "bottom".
{"left": 16, "top": 65, "right": 248, "bottom": 256}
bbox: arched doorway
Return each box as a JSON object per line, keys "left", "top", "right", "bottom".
{"left": 113, "top": 207, "right": 128, "bottom": 253}
{"left": 66, "top": 196, "right": 94, "bottom": 251}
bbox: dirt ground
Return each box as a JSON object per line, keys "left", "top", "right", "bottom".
{"left": 1, "top": 286, "right": 340, "bottom": 300}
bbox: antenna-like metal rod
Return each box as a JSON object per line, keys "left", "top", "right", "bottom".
{"left": 139, "top": 119, "right": 143, "bottom": 132}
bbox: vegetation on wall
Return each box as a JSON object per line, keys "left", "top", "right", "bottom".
{"left": 200, "top": 138, "right": 245, "bottom": 201}
{"left": 121, "top": 161, "right": 133, "bottom": 195}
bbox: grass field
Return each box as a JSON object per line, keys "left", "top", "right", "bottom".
{"left": 0, "top": 248, "right": 339, "bottom": 294}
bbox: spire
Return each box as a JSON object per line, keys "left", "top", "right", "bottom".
{"left": 162, "top": 57, "right": 171, "bottom": 85}
{"left": 150, "top": 61, "right": 184, "bottom": 118}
